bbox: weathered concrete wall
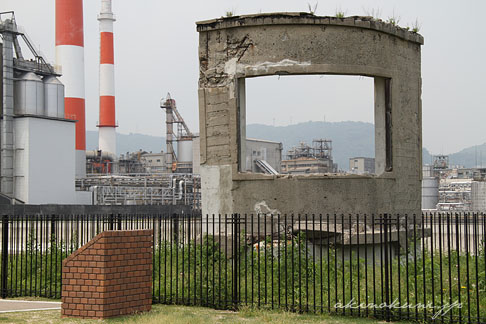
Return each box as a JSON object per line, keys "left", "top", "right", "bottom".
{"left": 196, "top": 13, "right": 423, "bottom": 216}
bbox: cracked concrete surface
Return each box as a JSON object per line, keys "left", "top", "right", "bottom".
{"left": 196, "top": 13, "right": 423, "bottom": 217}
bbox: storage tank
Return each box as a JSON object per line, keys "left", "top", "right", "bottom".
{"left": 43, "top": 76, "right": 65, "bottom": 118}
{"left": 14, "top": 72, "right": 44, "bottom": 115}
{"left": 177, "top": 138, "right": 193, "bottom": 162}
{"left": 471, "top": 181, "right": 486, "bottom": 211}
{"left": 422, "top": 164, "right": 434, "bottom": 178}
{"left": 422, "top": 177, "right": 439, "bottom": 210}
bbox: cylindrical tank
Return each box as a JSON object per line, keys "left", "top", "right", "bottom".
{"left": 422, "top": 164, "right": 434, "bottom": 178}
{"left": 471, "top": 181, "right": 486, "bottom": 211}
{"left": 422, "top": 177, "right": 439, "bottom": 210}
{"left": 14, "top": 72, "right": 44, "bottom": 115}
{"left": 43, "top": 76, "right": 65, "bottom": 118}
{"left": 177, "top": 139, "right": 193, "bottom": 162}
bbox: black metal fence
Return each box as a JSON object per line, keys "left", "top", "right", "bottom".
{"left": 0, "top": 212, "right": 485, "bottom": 324}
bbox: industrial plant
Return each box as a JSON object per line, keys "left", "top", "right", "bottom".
{"left": 281, "top": 139, "right": 337, "bottom": 174}
{"left": 79, "top": 92, "right": 203, "bottom": 207}
{"left": 0, "top": 1, "right": 484, "bottom": 214}
{"left": 0, "top": 4, "right": 205, "bottom": 208}
{"left": 0, "top": 6, "right": 287, "bottom": 208}
{"left": 421, "top": 154, "right": 486, "bottom": 211}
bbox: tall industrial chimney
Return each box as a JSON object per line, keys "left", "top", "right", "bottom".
{"left": 97, "top": 0, "right": 117, "bottom": 156}
{"left": 56, "top": 0, "right": 86, "bottom": 177}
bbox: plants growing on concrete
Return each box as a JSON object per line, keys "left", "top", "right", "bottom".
{"left": 335, "top": 10, "right": 345, "bottom": 19}
{"left": 411, "top": 18, "right": 422, "bottom": 33}
{"left": 307, "top": 3, "right": 318, "bottom": 15}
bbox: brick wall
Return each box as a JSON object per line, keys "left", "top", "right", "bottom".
{"left": 61, "top": 230, "right": 153, "bottom": 319}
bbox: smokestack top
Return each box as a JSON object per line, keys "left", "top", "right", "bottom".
{"left": 101, "top": 0, "right": 112, "bottom": 13}
{"left": 98, "top": 0, "right": 115, "bottom": 21}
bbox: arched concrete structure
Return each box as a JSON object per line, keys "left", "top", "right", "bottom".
{"left": 196, "top": 13, "right": 424, "bottom": 216}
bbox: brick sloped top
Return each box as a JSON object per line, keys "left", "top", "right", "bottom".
{"left": 62, "top": 230, "right": 153, "bottom": 265}
{"left": 62, "top": 229, "right": 153, "bottom": 319}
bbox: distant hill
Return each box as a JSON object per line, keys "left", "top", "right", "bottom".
{"left": 86, "top": 124, "right": 483, "bottom": 170}
{"left": 88, "top": 122, "right": 375, "bottom": 169}
{"left": 86, "top": 131, "right": 165, "bottom": 155}
{"left": 423, "top": 148, "right": 432, "bottom": 165}
{"left": 247, "top": 121, "right": 374, "bottom": 171}
{"left": 421, "top": 143, "right": 486, "bottom": 168}
{"left": 448, "top": 143, "right": 486, "bottom": 168}
{"left": 247, "top": 122, "right": 484, "bottom": 170}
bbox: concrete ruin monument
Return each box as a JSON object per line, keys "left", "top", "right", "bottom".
{"left": 196, "top": 13, "right": 424, "bottom": 216}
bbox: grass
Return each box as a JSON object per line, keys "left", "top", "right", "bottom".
{"left": 3, "top": 234, "right": 486, "bottom": 320}
{"left": 0, "top": 304, "right": 414, "bottom": 324}
{"left": 3, "top": 231, "right": 485, "bottom": 321}
{"left": 152, "top": 234, "right": 486, "bottom": 320}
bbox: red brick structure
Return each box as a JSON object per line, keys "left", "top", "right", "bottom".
{"left": 61, "top": 230, "right": 153, "bottom": 319}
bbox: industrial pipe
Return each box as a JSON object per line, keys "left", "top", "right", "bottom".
{"left": 177, "top": 179, "right": 185, "bottom": 200}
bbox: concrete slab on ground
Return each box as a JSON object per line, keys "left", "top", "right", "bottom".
{"left": 0, "top": 299, "right": 61, "bottom": 313}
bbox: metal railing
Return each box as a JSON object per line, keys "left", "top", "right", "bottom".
{"left": 0, "top": 212, "right": 485, "bottom": 324}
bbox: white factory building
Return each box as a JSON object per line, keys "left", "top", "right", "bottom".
{"left": 1, "top": 15, "right": 90, "bottom": 204}
{"left": 14, "top": 115, "right": 75, "bottom": 204}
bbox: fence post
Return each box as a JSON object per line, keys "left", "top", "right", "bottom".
{"left": 117, "top": 214, "right": 122, "bottom": 230}
{"left": 383, "top": 213, "right": 390, "bottom": 322}
{"left": 233, "top": 213, "right": 238, "bottom": 310}
{"left": 172, "top": 213, "right": 178, "bottom": 244}
{"left": 50, "top": 215, "right": 57, "bottom": 243}
{"left": 109, "top": 213, "right": 114, "bottom": 231}
{"left": 1, "top": 215, "right": 9, "bottom": 298}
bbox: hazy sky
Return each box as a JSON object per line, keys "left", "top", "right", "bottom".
{"left": 2, "top": 0, "right": 485, "bottom": 154}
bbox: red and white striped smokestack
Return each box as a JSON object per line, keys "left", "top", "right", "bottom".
{"left": 97, "top": 0, "right": 117, "bottom": 156}
{"left": 56, "top": 0, "right": 86, "bottom": 177}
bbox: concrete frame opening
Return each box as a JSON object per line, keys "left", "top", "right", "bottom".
{"left": 238, "top": 75, "right": 392, "bottom": 176}
{"left": 197, "top": 13, "right": 423, "bottom": 215}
